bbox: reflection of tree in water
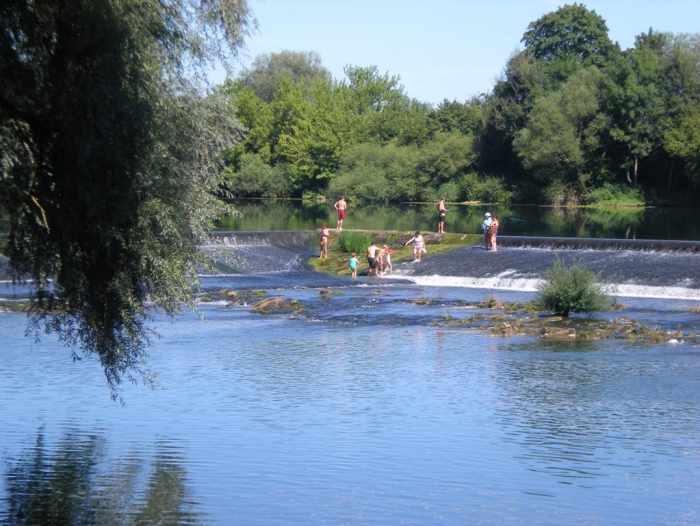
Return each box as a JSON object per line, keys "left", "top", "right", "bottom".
{"left": 2, "top": 429, "right": 202, "bottom": 526}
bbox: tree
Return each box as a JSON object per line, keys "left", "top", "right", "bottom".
{"left": 432, "top": 99, "right": 483, "bottom": 137}
{"left": 270, "top": 77, "right": 352, "bottom": 193}
{"left": 664, "top": 102, "right": 700, "bottom": 187}
{"left": 238, "top": 50, "right": 329, "bottom": 102}
{"left": 522, "top": 3, "right": 616, "bottom": 81}
{"left": 513, "top": 67, "right": 606, "bottom": 201}
{"left": 603, "top": 31, "right": 668, "bottom": 187}
{"left": 0, "top": 0, "right": 254, "bottom": 398}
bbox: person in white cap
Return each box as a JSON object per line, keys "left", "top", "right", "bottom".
{"left": 482, "top": 212, "right": 493, "bottom": 249}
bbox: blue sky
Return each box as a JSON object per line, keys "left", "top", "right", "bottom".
{"left": 219, "top": 0, "right": 700, "bottom": 105}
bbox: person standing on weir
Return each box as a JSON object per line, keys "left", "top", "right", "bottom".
{"left": 437, "top": 197, "right": 448, "bottom": 234}
{"left": 482, "top": 212, "right": 493, "bottom": 250}
{"left": 334, "top": 196, "right": 348, "bottom": 231}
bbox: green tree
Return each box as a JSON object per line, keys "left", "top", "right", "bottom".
{"left": 664, "top": 102, "right": 700, "bottom": 186}
{"left": 342, "top": 65, "right": 409, "bottom": 143}
{"left": 238, "top": 50, "right": 329, "bottom": 102}
{"left": 480, "top": 51, "right": 547, "bottom": 183}
{"left": 272, "top": 77, "right": 352, "bottom": 193}
{"left": 522, "top": 3, "right": 616, "bottom": 81}
{"left": 0, "top": 0, "right": 254, "bottom": 397}
{"left": 222, "top": 152, "right": 292, "bottom": 197}
{"left": 223, "top": 80, "right": 275, "bottom": 165}
{"left": 603, "top": 31, "right": 667, "bottom": 187}
{"left": 432, "top": 98, "right": 483, "bottom": 136}
{"left": 415, "top": 132, "right": 476, "bottom": 189}
{"left": 513, "top": 67, "right": 606, "bottom": 201}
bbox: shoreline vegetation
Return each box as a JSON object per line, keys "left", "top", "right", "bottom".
{"left": 221, "top": 6, "right": 700, "bottom": 209}
{"left": 228, "top": 196, "right": 651, "bottom": 209}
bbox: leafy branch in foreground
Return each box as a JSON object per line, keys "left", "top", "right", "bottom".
{"left": 0, "top": 0, "right": 253, "bottom": 399}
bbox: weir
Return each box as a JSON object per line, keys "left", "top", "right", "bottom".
{"left": 200, "top": 230, "right": 700, "bottom": 300}
{"left": 209, "top": 230, "right": 317, "bottom": 248}
{"left": 495, "top": 235, "right": 700, "bottom": 252}
{"left": 208, "top": 230, "right": 700, "bottom": 252}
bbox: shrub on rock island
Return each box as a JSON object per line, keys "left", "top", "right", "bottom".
{"left": 537, "top": 259, "right": 608, "bottom": 317}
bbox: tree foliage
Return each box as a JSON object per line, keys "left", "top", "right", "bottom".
{"left": 522, "top": 3, "right": 616, "bottom": 77}
{"left": 0, "top": 0, "right": 254, "bottom": 397}
{"left": 238, "top": 50, "right": 329, "bottom": 102}
{"left": 513, "top": 67, "right": 606, "bottom": 199}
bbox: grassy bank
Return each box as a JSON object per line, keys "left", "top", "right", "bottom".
{"left": 307, "top": 230, "right": 482, "bottom": 276}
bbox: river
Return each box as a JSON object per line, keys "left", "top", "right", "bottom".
{"left": 1, "top": 206, "right": 700, "bottom": 525}
{"left": 216, "top": 200, "right": 700, "bottom": 241}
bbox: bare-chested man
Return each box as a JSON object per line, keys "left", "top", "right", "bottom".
{"left": 437, "top": 197, "right": 447, "bottom": 234}
{"left": 366, "top": 242, "right": 380, "bottom": 276}
{"left": 334, "top": 196, "right": 347, "bottom": 231}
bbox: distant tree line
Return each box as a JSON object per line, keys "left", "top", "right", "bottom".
{"left": 222, "top": 4, "right": 700, "bottom": 206}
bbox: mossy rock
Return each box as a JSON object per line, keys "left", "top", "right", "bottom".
{"left": 408, "top": 297, "right": 435, "bottom": 305}
{"left": 479, "top": 297, "right": 505, "bottom": 309}
{"left": 318, "top": 289, "right": 343, "bottom": 296}
{"left": 542, "top": 328, "right": 577, "bottom": 340}
{"left": 251, "top": 296, "right": 303, "bottom": 314}
{"left": 0, "top": 301, "right": 30, "bottom": 313}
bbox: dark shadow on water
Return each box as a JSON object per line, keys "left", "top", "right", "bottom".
{"left": 2, "top": 428, "right": 203, "bottom": 526}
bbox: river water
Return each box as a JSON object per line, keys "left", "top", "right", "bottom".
{"left": 216, "top": 200, "right": 700, "bottom": 241}
{"left": 2, "top": 228, "right": 700, "bottom": 525}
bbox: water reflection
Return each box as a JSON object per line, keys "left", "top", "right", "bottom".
{"left": 2, "top": 429, "right": 202, "bottom": 526}
{"left": 215, "top": 200, "right": 700, "bottom": 241}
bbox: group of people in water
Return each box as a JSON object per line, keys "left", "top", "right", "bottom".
{"left": 364, "top": 242, "right": 394, "bottom": 277}
{"left": 318, "top": 196, "right": 500, "bottom": 275}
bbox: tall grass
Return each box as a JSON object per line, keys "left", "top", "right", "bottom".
{"left": 336, "top": 231, "right": 372, "bottom": 254}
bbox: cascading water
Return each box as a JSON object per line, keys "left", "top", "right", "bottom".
{"left": 193, "top": 231, "right": 700, "bottom": 300}
{"left": 200, "top": 231, "right": 317, "bottom": 275}
{"left": 389, "top": 236, "right": 700, "bottom": 300}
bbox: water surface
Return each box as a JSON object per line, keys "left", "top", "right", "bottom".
{"left": 2, "top": 232, "right": 700, "bottom": 525}
{"left": 216, "top": 200, "right": 700, "bottom": 241}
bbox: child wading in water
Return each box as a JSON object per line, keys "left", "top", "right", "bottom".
{"left": 405, "top": 231, "right": 426, "bottom": 261}
{"left": 383, "top": 245, "right": 393, "bottom": 273}
{"left": 349, "top": 253, "right": 359, "bottom": 278}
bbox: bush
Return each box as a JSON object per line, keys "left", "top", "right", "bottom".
{"left": 541, "top": 182, "right": 582, "bottom": 205}
{"left": 222, "top": 153, "right": 292, "bottom": 198}
{"left": 336, "top": 231, "right": 372, "bottom": 254}
{"left": 586, "top": 183, "right": 644, "bottom": 206}
{"left": 459, "top": 173, "right": 513, "bottom": 203}
{"left": 536, "top": 259, "right": 608, "bottom": 316}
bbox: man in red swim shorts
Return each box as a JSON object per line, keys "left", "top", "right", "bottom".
{"left": 334, "top": 196, "right": 347, "bottom": 231}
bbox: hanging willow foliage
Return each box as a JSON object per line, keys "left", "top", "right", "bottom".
{"left": 0, "top": 0, "right": 255, "bottom": 399}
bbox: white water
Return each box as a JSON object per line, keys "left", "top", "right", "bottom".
{"left": 387, "top": 271, "right": 700, "bottom": 301}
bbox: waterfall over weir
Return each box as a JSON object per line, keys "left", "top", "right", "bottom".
{"left": 392, "top": 236, "right": 700, "bottom": 300}
{"left": 199, "top": 231, "right": 316, "bottom": 276}
{"left": 196, "top": 231, "right": 700, "bottom": 300}
{"left": 495, "top": 236, "right": 700, "bottom": 253}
